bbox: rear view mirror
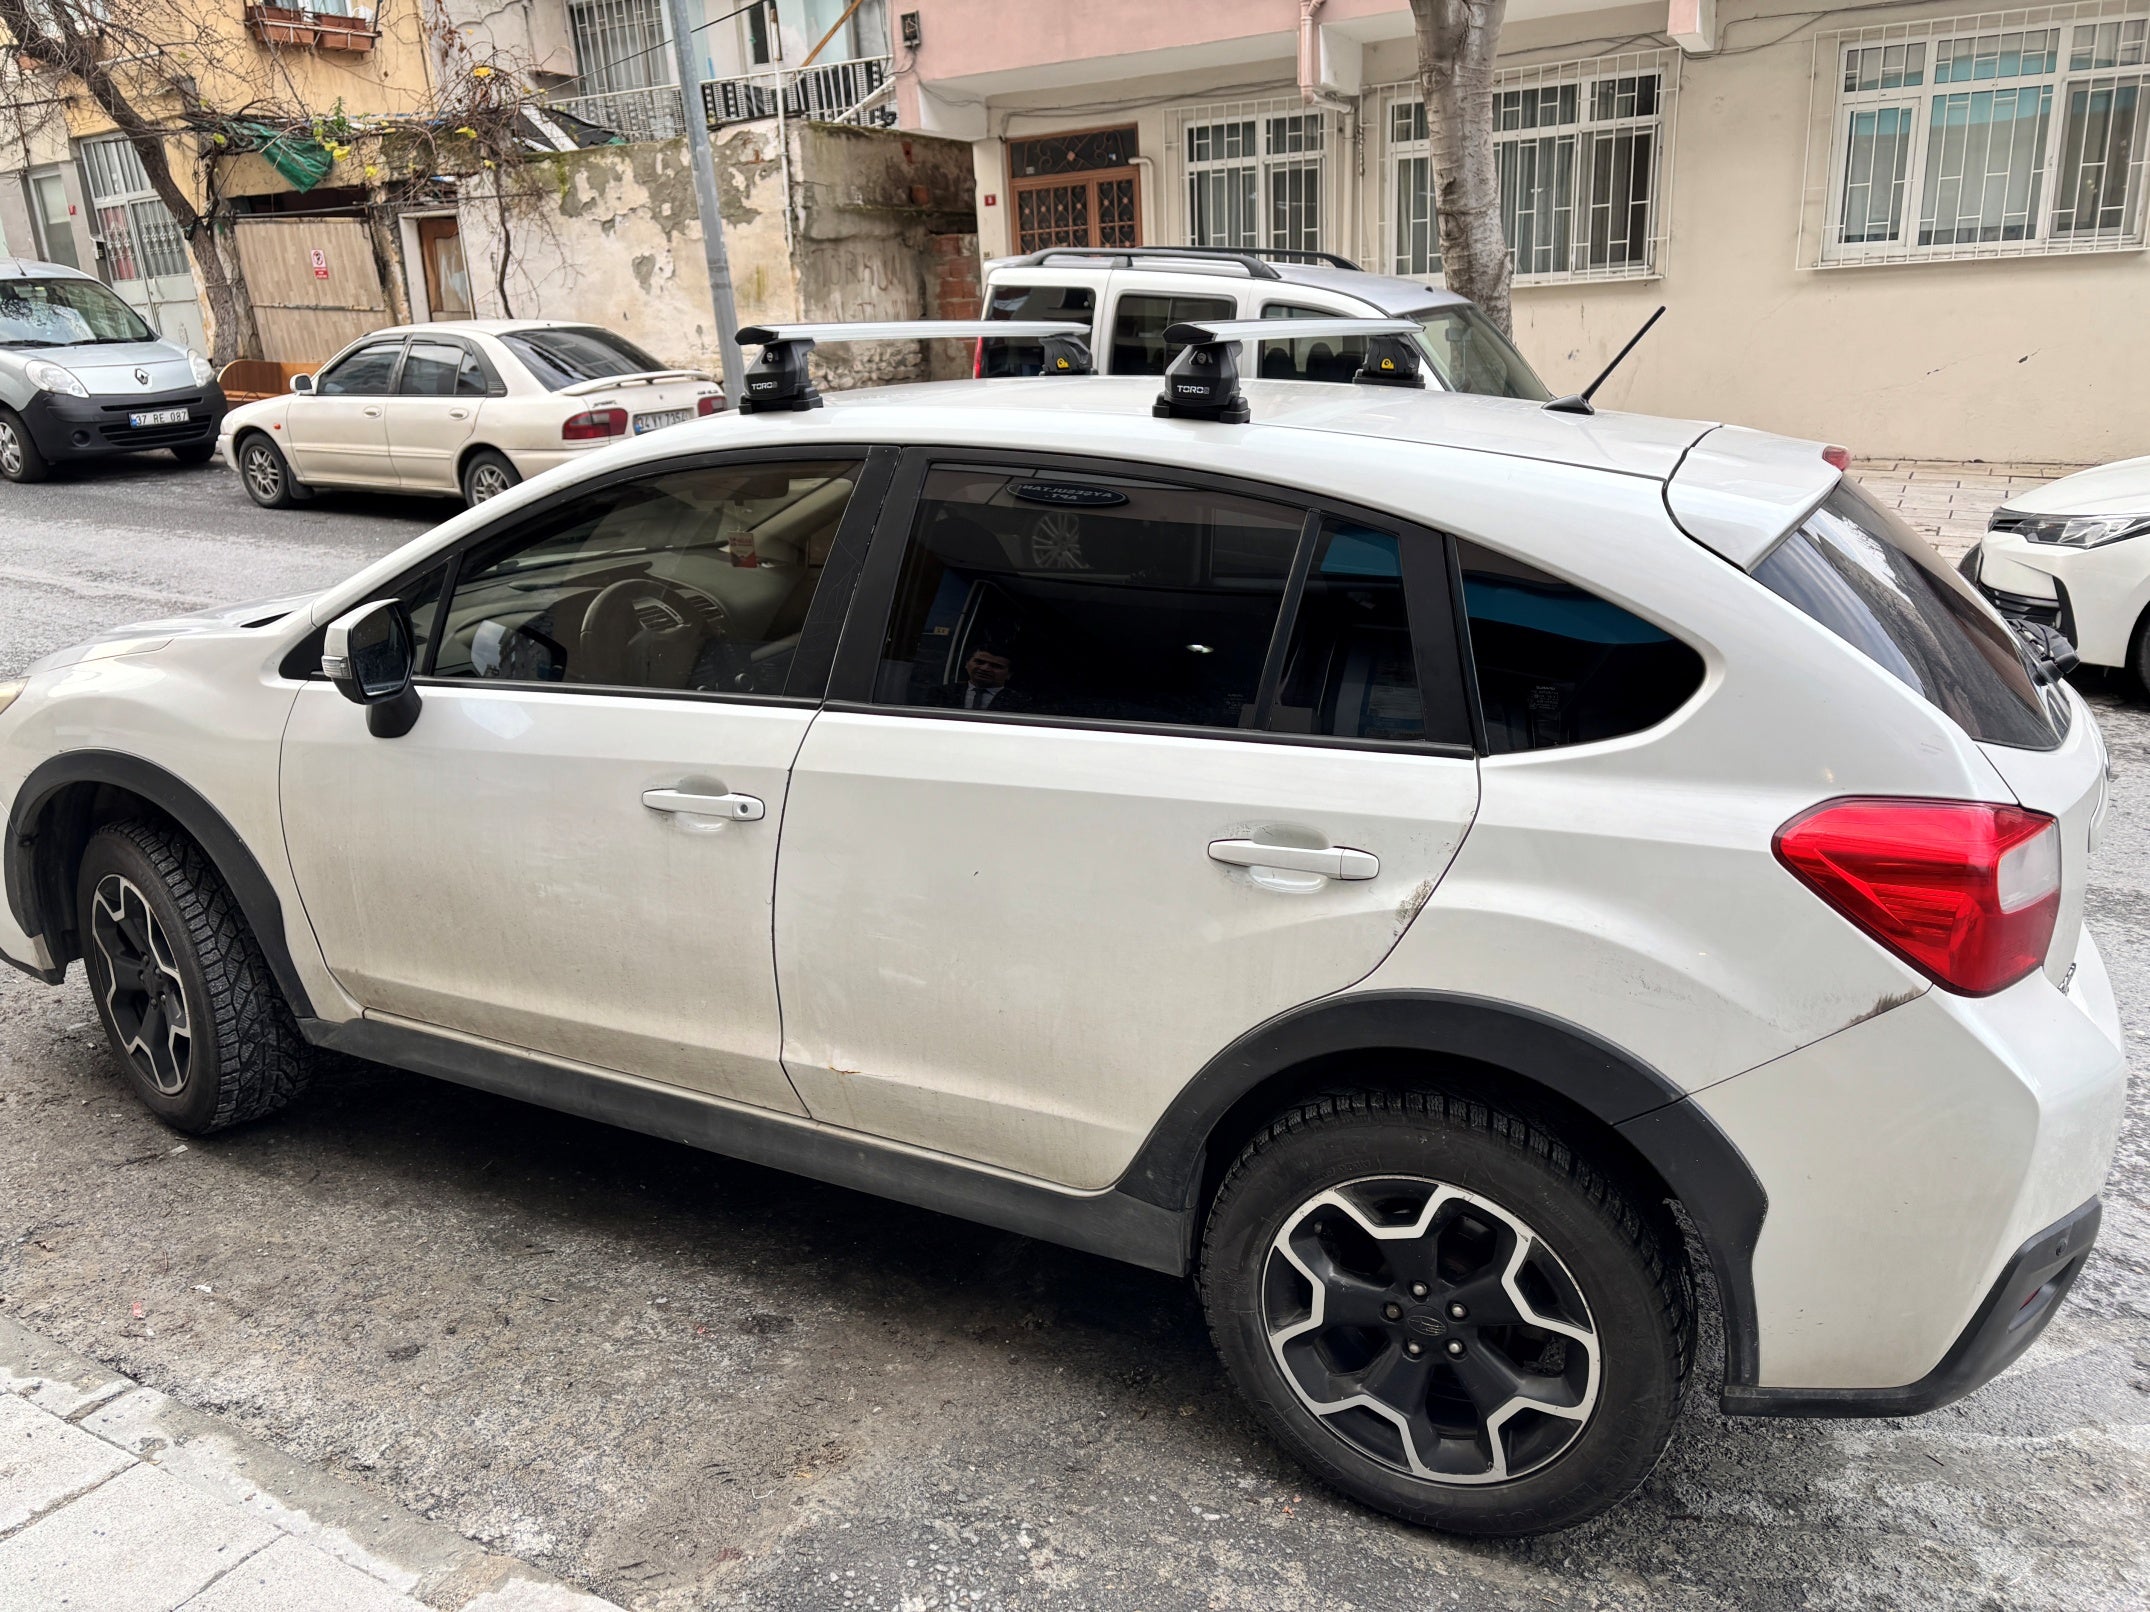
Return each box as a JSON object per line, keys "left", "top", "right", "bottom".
{"left": 291, "top": 373, "right": 315, "bottom": 394}
{"left": 322, "top": 600, "right": 421, "bottom": 737}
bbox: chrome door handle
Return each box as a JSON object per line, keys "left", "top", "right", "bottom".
{"left": 1208, "top": 839, "right": 1378, "bottom": 880}
{"left": 643, "top": 787, "right": 765, "bottom": 821}
{"left": 449, "top": 408, "right": 468, "bottom": 419}
{"left": 362, "top": 406, "right": 382, "bottom": 417}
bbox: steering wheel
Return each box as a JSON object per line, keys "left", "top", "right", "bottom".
{"left": 578, "top": 576, "right": 725, "bottom": 688}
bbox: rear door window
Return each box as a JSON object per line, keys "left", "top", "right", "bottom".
{"left": 1459, "top": 540, "right": 1705, "bottom": 752}
{"left": 500, "top": 327, "right": 668, "bottom": 390}
{"left": 1108, "top": 292, "right": 1235, "bottom": 375}
{"left": 1753, "top": 479, "right": 2059, "bottom": 749}
{"left": 980, "top": 283, "right": 1097, "bottom": 377}
{"left": 1257, "top": 303, "right": 1367, "bottom": 382}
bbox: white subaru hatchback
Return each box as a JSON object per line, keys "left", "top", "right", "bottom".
{"left": 0, "top": 336, "right": 2123, "bottom": 1537}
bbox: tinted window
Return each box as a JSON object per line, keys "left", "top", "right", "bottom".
{"left": 1109, "top": 293, "right": 1236, "bottom": 375}
{"left": 500, "top": 326, "right": 668, "bottom": 390}
{"left": 980, "top": 283, "right": 1097, "bottom": 377}
{"left": 317, "top": 342, "right": 403, "bottom": 397}
{"left": 1414, "top": 306, "right": 1550, "bottom": 400}
{"left": 399, "top": 340, "right": 489, "bottom": 397}
{"left": 433, "top": 459, "right": 861, "bottom": 696}
{"left": 1271, "top": 521, "right": 1427, "bottom": 740}
{"left": 1459, "top": 540, "right": 1704, "bottom": 752}
{"left": 874, "top": 468, "right": 1301, "bottom": 728}
{"left": 1754, "top": 480, "right": 2058, "bottom": 749}
{"left": 1258, "top": 303, "right": 1367, "bottom": 383}
{"left": 0, "top": 276, "right": 153, "bottom": 345}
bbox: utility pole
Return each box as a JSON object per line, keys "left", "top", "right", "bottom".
{"left": 662, "top": 0, "right": 747, "bottom": 403}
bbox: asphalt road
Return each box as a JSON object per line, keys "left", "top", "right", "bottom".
{"left": 1, "top": 456, "right": 2146, "bottom": 1612}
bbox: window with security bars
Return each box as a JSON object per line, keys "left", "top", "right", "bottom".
{"left": 76, "top": 137, "right": 190, "bottom": 284}
{"left": 1380, "top": 55, "right": 1672, "bottom": 284}
{"left": 1180, "top": 103, "right": 1332, "bottom": 252}
{"left": 1010, "top": 125, "right": 1139, "bottom": 253}
{"left": 1816, "top": 9, "right": 2149, "bottom": 261}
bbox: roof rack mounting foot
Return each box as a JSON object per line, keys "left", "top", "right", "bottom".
{"left": 734, "top": 327, "right": 822, "bottom": 414}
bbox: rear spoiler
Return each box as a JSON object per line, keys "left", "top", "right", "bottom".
{"left": 559, "top": 369, "right": 713, "bottom": 397}
{"left": 1665, "top": 425, "right": 1845, "bottom": 570}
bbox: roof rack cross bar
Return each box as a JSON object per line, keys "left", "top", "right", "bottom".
{"left": 1151, "top": 317, "right": 1421, "bottom": 424}
{"left": 733, "top": 320, "right": 1094, "bottom": 410}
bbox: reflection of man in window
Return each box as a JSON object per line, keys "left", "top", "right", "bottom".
{"left": 938, "top": 645, "right": 1025, "bottom": 711}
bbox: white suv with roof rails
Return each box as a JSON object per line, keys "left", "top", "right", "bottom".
{"left": 978, "top": 245, "right": 1549, "bottom": 398}
{"left": 0, "top": 320, "right": 2122, "bottom": 1537}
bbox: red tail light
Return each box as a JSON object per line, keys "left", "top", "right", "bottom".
{"left": 697, "top": 394, "right": 724, "bottom": 416}
{"left": 1774, "top": 798, "right": 2060, "bottom": 996}
{"left": 562, "top": 407, "right": 627, "bottom": 442}
{"left": 1821, "top": 444, "right": 1852, "bottom": 470}
{"left": 972, "top": 337, "right": 984, "bottom": 379}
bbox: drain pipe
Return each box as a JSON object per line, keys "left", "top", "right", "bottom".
{"left": 1298, "top": 0, "right": 1326, "bottom": 103}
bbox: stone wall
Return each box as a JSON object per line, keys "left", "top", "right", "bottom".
{"left": 454, "top": 122, "right": 978, "bottom": 391}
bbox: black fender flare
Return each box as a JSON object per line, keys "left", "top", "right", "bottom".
{"left": 1114, "top": 990, "right": 1769, "bottom": 1392}
{"left": 5, "top": 749, "right": 316, "bottom": 1018}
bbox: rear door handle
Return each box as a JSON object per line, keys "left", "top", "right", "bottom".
{"left": 1208, "top": 839, "right": 1378, "bottom": 880}
{"left": 362, "top": 405, "right": 382, "bottom": 417}
{"left": 643, "top": 787, "right": 765, "bottom": 821}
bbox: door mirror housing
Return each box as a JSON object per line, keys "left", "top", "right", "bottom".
{"left": 290, "top": 373, "right": 315, "bottom": 395}
{"left": 322, "top": 600, "right": 422, "bottom": 738}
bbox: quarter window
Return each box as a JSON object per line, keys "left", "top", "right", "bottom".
{"left": 872, "top": 468, "right": 1303, "bottom": 729}
{"left": 431, "top": 459, "right": 862, "bottom": 697}
{"left": 1814, "top": 13, "right": 2148, "bottom": 262}
{"left": 1458, "top": 540, "right": 1704, "bottom": 752}
{"left": 316, "top": 342, "right": 403, "bottom": 397}
{"left": 1270, "top": 521, "right": 1429, "bottom": 742}
{"left": 1109, "top": 292, "right": 1235, "bottom": 376}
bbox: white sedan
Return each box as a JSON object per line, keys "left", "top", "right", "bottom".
{"left": 219, "top": 320, "right": 723, "bottom": 510}
{"left": 1969, "top": 455, "right": 2150, "bottom": 685}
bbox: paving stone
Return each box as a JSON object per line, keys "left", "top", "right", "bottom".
{"left": 0, "top": 1461, "right": 279, "bottom": 1612}
{"left": 0, "top": 1393, "right": 132, "bottom": 1537}
{"left": 176, "top": 1535, "right": 427, "bottom": 1612}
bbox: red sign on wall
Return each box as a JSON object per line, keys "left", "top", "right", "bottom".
{"left": 310, "top": 247, "right": 330, "bottom": 280}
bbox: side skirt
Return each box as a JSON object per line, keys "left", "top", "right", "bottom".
{"left": 303, "top": 1016, "right": 1193, "bottom": 1277}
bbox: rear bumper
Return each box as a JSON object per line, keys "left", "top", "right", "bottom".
{"left": 1723, "top": 1197, "right": 2101, "bottom": 1416}
{"left": 20, "top": 384, "right": 227, "bottom": 462}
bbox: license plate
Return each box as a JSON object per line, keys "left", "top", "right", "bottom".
{"left": 129, "top": 407, "right": 192, "bottom": 428}
{"left": 633, "top": 408, "right": 690, "bottom": 434}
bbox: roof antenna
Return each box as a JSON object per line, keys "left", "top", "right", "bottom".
{"left": 1543, "top": 305, "right": 1665, "bottom": 416}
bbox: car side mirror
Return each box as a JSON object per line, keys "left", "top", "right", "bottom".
{"left": 322, "top": 600, "right": 422, "bottom": 738}
{"left": 291, "top": 373, "right": 315, "bottom": 395}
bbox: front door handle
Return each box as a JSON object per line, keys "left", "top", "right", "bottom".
{"left": 449, "top": 407, "right": 469, "bottom": 419}
{"left": 643, "top": 787, "right": 765, "bottom": 821}
{"left": 1208, "top": 839, "right": 1378, "bottom": 880}
{"left": 362, "top": 405, "right": 383, "bottom": 417}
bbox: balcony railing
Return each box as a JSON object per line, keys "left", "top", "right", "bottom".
{"left": 701, "top": 56, "right": 895, "bottom": 127}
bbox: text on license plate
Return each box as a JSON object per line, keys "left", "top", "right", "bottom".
{"left": 633, "top": 409, "right": 691, "bottom": 434}
{"left": 130, "top": 407, "right": 192, "bottom": 428}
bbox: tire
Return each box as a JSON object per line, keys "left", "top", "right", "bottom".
{"left": 76, "top": 820, "right": 313, "bottom": 1135}
{"left": 0, "top": 406, "right": 50, "bottom": 483}
{"left": 171, "top": 441, "right": 217, "bottom": 466}
{"left": 2130, "top": 610, "right": 2150, "bottom": 700}
{"left": 461, "top": 448, "right": 520, "bottom": 508}
{"left": 236, "top": 431, "right": 301, "bottom": 509}
{"left": 1199, "top": 1090, "right": 1691, "bottom": 1536}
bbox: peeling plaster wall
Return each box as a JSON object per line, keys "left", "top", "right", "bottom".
{"left": 456, "top": 123, "right": 977, "bottom": 389}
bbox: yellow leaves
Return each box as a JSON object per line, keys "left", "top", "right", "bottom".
{"left": 471, "top": 65, "right": 493, "bottom": 78}
{"left": 454, "top": 125, "right": 478, "bottom": 138}
{"left": 363, "top": 163, "right": 380, "bottom": 180}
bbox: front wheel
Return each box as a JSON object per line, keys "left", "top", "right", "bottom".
{"left": 1200, "top": 1091, "right": 1691, "bottom": 1536}
{"left": 461, "top": 448, "right": 520, "bottom": 507}
{"left": 77, "top": 821, "right": 313, "bottom": 1134}
{"left": 0, "top": 407, "right": 50, "bottom": 483}
{"left": 237, "top": 432, "right": 301, "bottom": 508}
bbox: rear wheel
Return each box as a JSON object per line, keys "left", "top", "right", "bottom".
{"left": 237, "top": 432, "right": 301, "bottom": 509}
{"left": 1200, "top": 1091, "right": 1691, "bottom": 1536}
{"left": 0, "top": 407, "right": 49, "bottom": 483}
{"left": 461, "top": 449, "right": 520, "bottom": 507}
{"left": 76, "top": 821, "right": 313, "bottom": 1134}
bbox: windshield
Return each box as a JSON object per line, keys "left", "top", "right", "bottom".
{"left": 500, "top": 326, "right": 670, "bottom": 390}
{"left": 0, "top": 277, "right": 155, "bottom": 347}
{"left": 1412, "top": 306, "right": 1549, "bottom": 401}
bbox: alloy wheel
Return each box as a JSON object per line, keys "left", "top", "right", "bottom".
{"left": 1027, "top": 511, "right": 1089, "bottom": 569}
{"left": 469, "top": 463, "right": 511, "bottom": 502}
{"left": 1264, "top": 1176, "right": 1600, "bottom": 1485}
{"left": 89, "top": 874, "right": 194, "bottom": 1096}
{"left": 0, "top": 418, "right": 21, "bottom": 478}
{"left": 242, "top": 442, "right": 283, "bottom": 502}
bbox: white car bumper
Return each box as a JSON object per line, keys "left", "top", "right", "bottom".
{"left": 1975, "top": 528, "right": 2150, "bottom": 669}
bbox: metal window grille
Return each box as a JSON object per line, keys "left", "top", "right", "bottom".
{"left": 1172, "top": 96, "right": 1339, "bottom": 253}
{"left": 1801, "top": 1, "right": 2150, "bottom": 264}
{"left": 1372, "top": 51, "right": 1676, "bottom": 287}
{"left": 77, "top": 136, "right": 189, "bottom": 284}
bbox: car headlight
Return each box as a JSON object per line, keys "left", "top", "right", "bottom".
{"left": 2012, "top": 513, "right": 2150, "bottom": 548}
{"left": 0, "top": 678, "right": 23, "bottom": 718}
{"left": 23, "top": 359, "right": 88, "bottom": 398}
{"left": 188, "top": 349, "right": 216, "bottom": 386}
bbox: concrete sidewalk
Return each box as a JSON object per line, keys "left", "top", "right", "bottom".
{"left": 0, "top": 1316, "right": 623, "bottom": 1612}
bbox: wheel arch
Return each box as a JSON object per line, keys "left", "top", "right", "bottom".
{"left": 4, "top": 751, "right": 314, "bottom": 1017}
{"left": 1118, "top": 990, "right": 1768, "bottom": 1394}
{"left": 455, "top": 441, "right": 517, "bottom": 487}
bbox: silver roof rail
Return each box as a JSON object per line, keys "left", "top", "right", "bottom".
{"left": 733, "top": 320, "right": 1093, "bottom": 412}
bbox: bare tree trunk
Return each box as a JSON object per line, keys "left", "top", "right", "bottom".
{"left": 1408, "top": 0, "right": 1513, "bottom": 335}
